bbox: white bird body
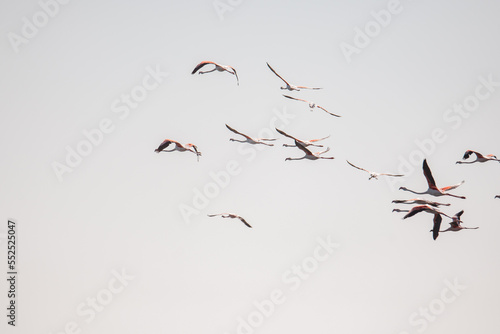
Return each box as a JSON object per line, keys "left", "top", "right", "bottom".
{"left": 346, "top": 160, "right": 404, "bottom": 180}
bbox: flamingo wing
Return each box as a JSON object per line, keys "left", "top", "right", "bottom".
{"left": 296, "top": 85, "right": 322, "bottom": 90}
{"left": 155, "top": 139, "right": 173, "bottom": 152}
{"left": 440, "top": 180, "right": 464, "bottom": 192}
{"left": 191, "top": 61, "right": 216, "bottom": 74}
{"left": 228, "top": 66, "right": 239, "bottom": 85}
{"left": 346, "top": 160, "right": 370, "bottom": 173}
{"left": 295, "top": 140, "right": 313, "bottom": 156}
{"left": 308, "top": 135, "right": 330, "bottom": 142}
{"left": 379, "top": 173, "right": 405, "bottom": 177}
{"left": 317, "top": 105, "right": 341, "bottom": 117}
{"left": 316, "top": 147, "right": 330, "bottom": 155}
{"left": 225, "top": 124, "right": 252, "bottom": 140}
{"left": 463, "top": 150, "right": 483, "bottom": 160}
{"left": 453, "top": 210, "right": 464, "bottom": 222}
{"left": 236, "top": 216, "right": 252, "bottom": 228}
{"left": 266, "top": 62, "right": 290, "bottom": 86}
{"left": 403, "top": 205, "right": 429, "bottom": 219}
{"left": 432, "top": 214, "right": 442, "bottom": 240}
{"left": 282, "top": 94, "right": 308, "bottom": 103}
{"left": 422, "top": 159, "right": 437, "bottom": 188}
{"left": 275, "top": 127, "right": 297, "bottom": 141}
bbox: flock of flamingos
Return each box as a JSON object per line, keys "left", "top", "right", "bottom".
{"left": 154, "top": 60, "right": 499, "bottom": 240}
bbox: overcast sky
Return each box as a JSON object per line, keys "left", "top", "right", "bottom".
{"left": 1, "top": 0, "right": 500, "bottom": 333}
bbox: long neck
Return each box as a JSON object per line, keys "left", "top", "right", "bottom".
{"left": 401, "top": 188, "right": 426, "bottom": 195}
{"left": 230, "top": 139, "right": 247, "bottom": 143}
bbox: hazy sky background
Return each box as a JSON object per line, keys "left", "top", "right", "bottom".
{"left": 1, "top": 0, "right": 500, "bottom": 333}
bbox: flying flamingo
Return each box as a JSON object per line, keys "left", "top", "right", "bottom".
{"left": 225, "top": 124, "right": 277, "bottom": 146}
{"left": 431, "top": 210, "right": 479, "bottom": 236}
{"left": 456, "top": 150, "right": 500, "bottom": 164}
{"left": 398, "top": 206, "right": 450, "bottom": 240}
{"left": 275, "top": 127, "right": 329, "bottom": 148}
{"left": 346, "top": 160, "right": 404, "bottom": 180}
{"left": 192, "top": 61, "right": 239, "bottom": 85}
{"left": 285, "top": 140, "right": 334, "bottom": 161}
{"left": 399, "top": 159, "right": 466, "bottom": 199}
{"left": 282, "top": 95, "right": 341, "bottom": 117}
{"left": 266, "top": 62, "right": 321, "bottom": 91}
{"left": 392, "top": 198, "right": 450, "bottom": 207}
{"left": 154, "top": 139, "right": 201, "bottom": 161}
{"left": 207, "top": 213, "right": 251, "bottom": 228}
{"left": 398, "top": 205, "right": 452, "bottom": 219}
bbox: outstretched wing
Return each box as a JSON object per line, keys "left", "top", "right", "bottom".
{"left": 432, "top": 214, "right": 442, "bottom": 240}
{"left": 440, "top": 180, "right": 465, "bottom": 192}
{"left": 295, "top": 140, "right": 313, "bottom": 156}
{"left": 225, "top": 124, "right": 252, "bottom": 140}
{"left": 296, "top": 85, "right": 322, "bottom": 90}
{"left": 191, "top": 61, "right": 215, "bottom": 74}
{"left": 275, "top": 127, "right": 297, "bottom": 141}
{"left": 346, "top": 160, "right": 369, "bottom": 173}
{"left": 308, "top": 135, "right": 330, "bottom": 142}
{"left": 422, "top": 159, "right": 437, "bottom": 188}
{"left": 379, "top": 173, "right": 405, "bottom": 177}
{"left": 155, "top": 139, "right": 173, "bottom": 152}
{"left": 236, "top": 215, "right": 252, "bottom": 228}
{"left": 266, "top": 62, "right": 290, "bottom": 86}
{"left": 282, "top": 94, "right": 309, "bottom": 103}
{"left": 228, "top": 66, "right": 239, "bottom": 85}
{"left": 317, "top": 105, "right": 341, "bottom": 117}
{"left": 463, "top": 150, "right": 483, "bottom": 160}
{"left": 403, "top": 205, "right": 428, "bottom": 219}
{"left": 191, "top": 145, "right": 201, "bottom": 161}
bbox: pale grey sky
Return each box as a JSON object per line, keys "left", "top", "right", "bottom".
{"left": 1, "top": 0, "right": 500, "bottom": 333}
